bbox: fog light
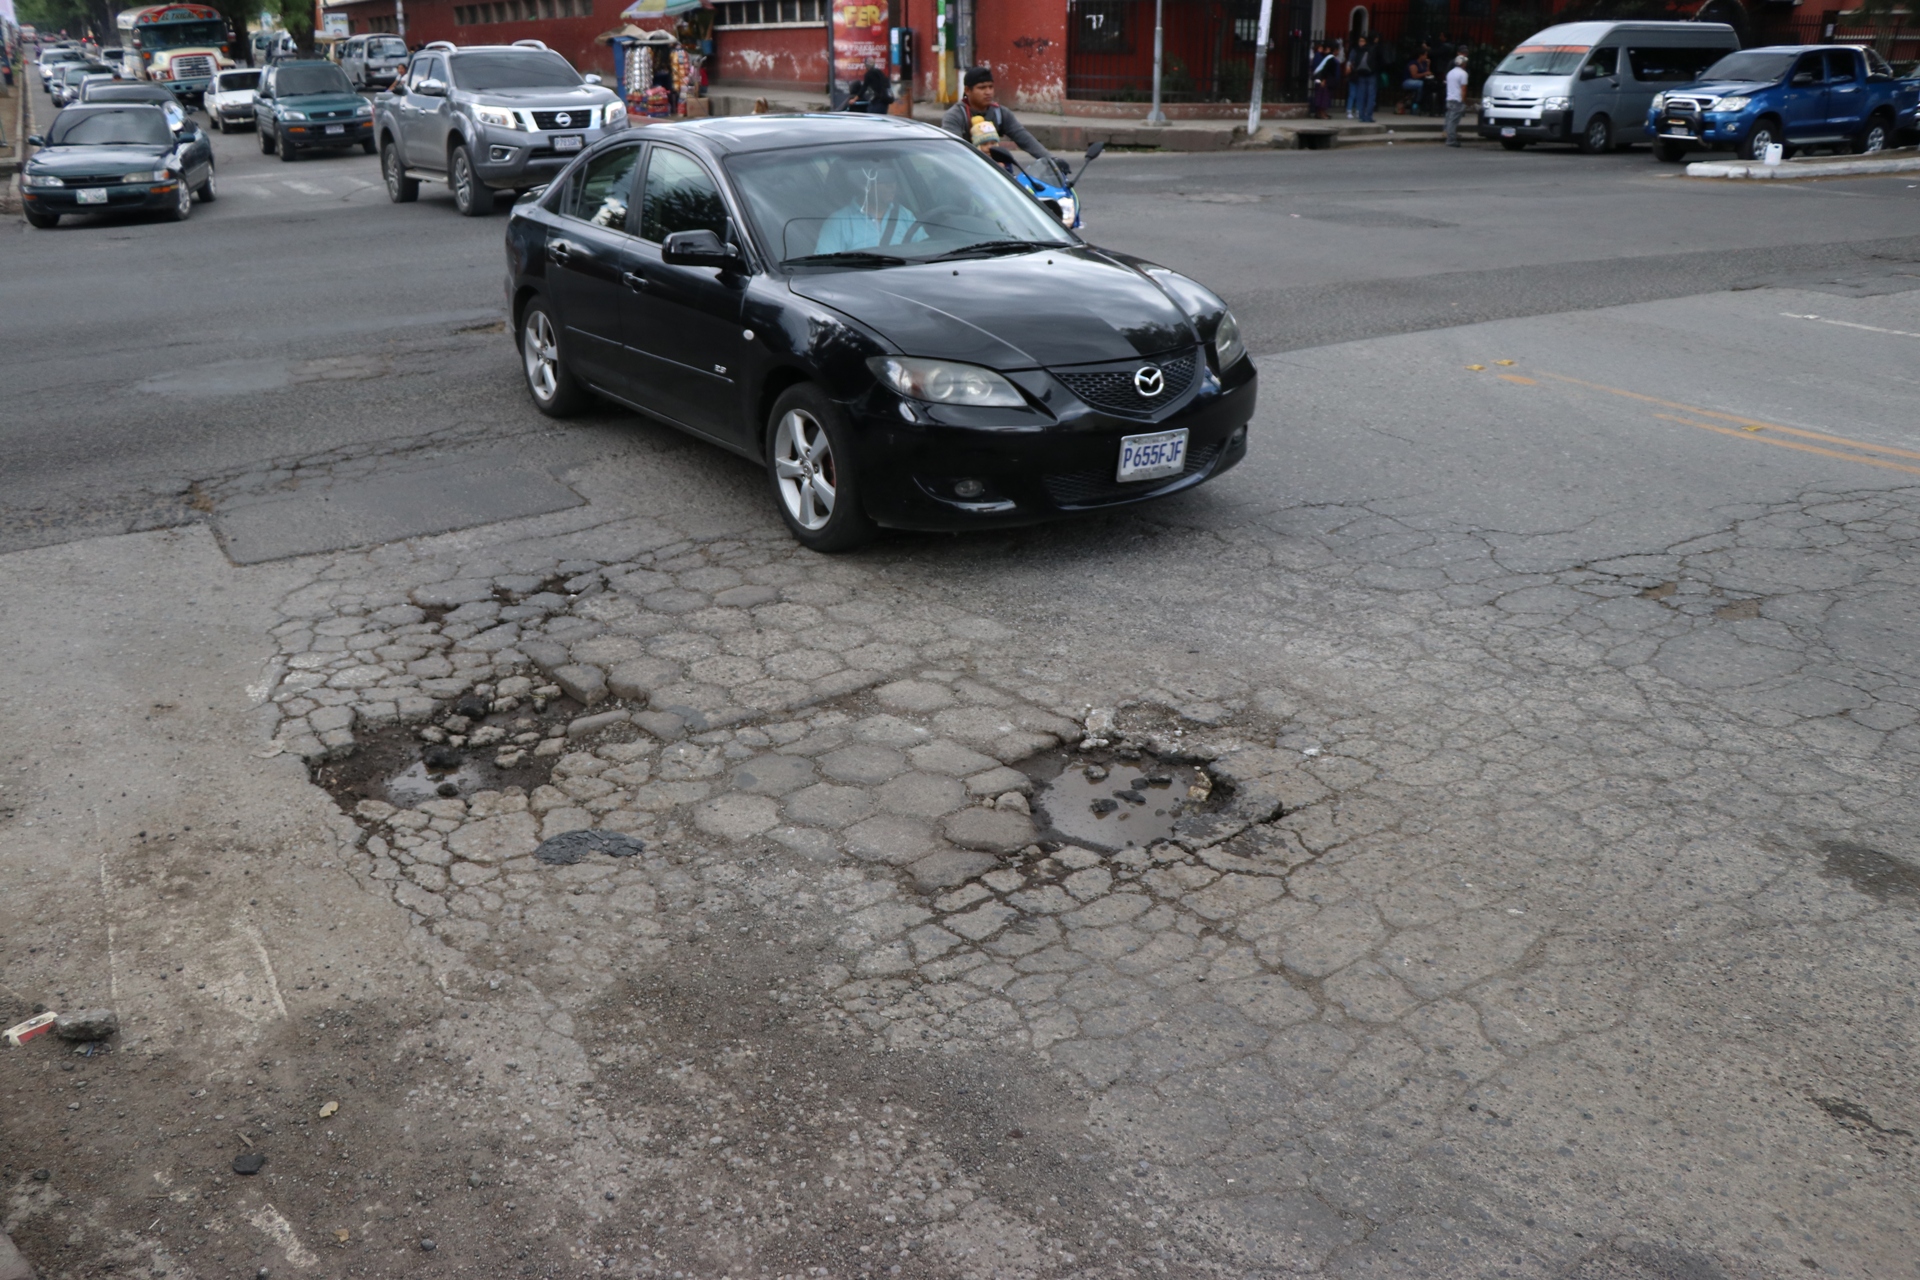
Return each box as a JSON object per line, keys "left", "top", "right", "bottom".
{"left": 490, "top": 145, "right": 513, "bottom": 162}
{"left": 953, "top": 479, "right": 987, "bottom": 499}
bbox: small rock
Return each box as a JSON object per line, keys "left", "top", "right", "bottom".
{"left": 468, "top": 725, "right": 506, "bottom": 747}
{"left": 31, "top": 1169, "right": 49, "bottom": 1181}
{"left": 231, "top": 1152, "right": 267, "bottom": 1176}
{"left": 1090, "top": 798, "right": 1119, "bottom": 816}
{"left": 53, "top": 1009, "right": 118, "bottom": 1042}
{"left": 1084, "top": 765, "right": 1109, "bottom": 783}
{"left": 423, "top": 745, "right": 462, "bottom": 772}
{"left": 994, "top": 791, "right": 1031, "bottom": 814}
{"left": 467, "top": 1171, "right": 483, "bottom": 1188}
{"left": 568, "top": 709, "right": 630, "bottom": 739}
{"left": 453, "top": 694, "right": 490, "bottom": 720}
{"left": 534, "top": 829, "right": 647, "bottom": 866}
{"left": 551, "top": 664, "right": 608, "bottom": 707}
{"left": 604, "top": 1190, "right": 617, "bottom": 1201}
{"left": 418, "top": 726, "right": 448, "bottom": 744}
{"left": 436, "top": 781, "right": 460, "bottom": 798}
{"left": 441, "top": 715, "right": 473, "bottom": 734}
{"left": 494, "top": 749, "right": 527, "bottom": 769}
{"left": 419, "top": 1239, "right": 436, "bottom": 1252}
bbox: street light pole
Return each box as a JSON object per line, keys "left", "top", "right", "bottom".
{"left": 1145, "top": 0, "right": 1167, "bottom": 125}
{"left": 1245, "top": 0, "right": 1274, "bottom": 136}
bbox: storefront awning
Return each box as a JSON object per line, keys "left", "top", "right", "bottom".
{"left": 619, "top": 0, "right": 704, "bottom": 17}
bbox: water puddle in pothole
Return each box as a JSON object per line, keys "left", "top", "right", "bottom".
{"left": 1027, "top": 751, "right": 1208, "bottom": 853}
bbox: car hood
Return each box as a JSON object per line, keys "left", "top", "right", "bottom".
{"left": 30, "top": 143, "right": 172, "bottom": 173}
{"left": 277, "top": 91, "right": 365, "bottom": 113}
{"left": 787, "top": 248, "right": 1197, "bottom": 368}
{"left": 1670, "top": 79, "right": 1774, "bottom": 98}
{"left": 468, "top": 85, "right": 616, "bottom": 107}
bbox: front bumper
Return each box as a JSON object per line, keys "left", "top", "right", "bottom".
{"left": 209, "top": 102, "right": 256, "bottom": 124}
{"left": 22, "top": 181, "right": 184, "bottom": 212}
{"left": 850, "top": 359, "right": 1257, "bottom": 532}
{"left": 1645, "top": 113, "right": 1746, "bottom": 148}
{"left": 1477, "top": 109, "right": 1570, "bottom": 141}
{"left": 474, "top": 122, "right": 622, "bottom": 189}
{"left": 281, "top": 118, "right": 374, "bottom": 148}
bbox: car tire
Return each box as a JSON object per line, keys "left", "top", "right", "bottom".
{"left": 1741, "top": 118, "right": 1781, "bottom": 161}
{"left": 764, "top": 384, "right": 876, "bottom": 553}
{"left": 1853, "top": 113, "right": 1891, "bottom": 155}
{"left": 1578, "top": 113, "right": 1612, "bottom": 154}
{"left": 519, "top": 300, "right": 592, "bottom": 418}
{"left": 259, "top": 125, "right": 275, "bottom": 154}
{"left": 450, "top": 144, "right": 493, "bottom": 216}
{"left": 278, "top": 132, "right": 298, "bottom": 162}
{"left": 383, "top": 141, "right": 419, "bottom": 203}
{"left": 1499, "top": 137, "right": 1527, "bottom": 151}
{"left": 361, "top": 136, "right": 377, "bottom": 155}
{"left": 167, "top": 177, "right": 193, "bottom": 221}
{"left": 1653, "top": 139, "right": 1689, "bottom": 163}
{"left": 24, "top": 207, "right": 60, "bottom": 229}
{"left": 196, "top": 166, "right": 217, "bottom": 201}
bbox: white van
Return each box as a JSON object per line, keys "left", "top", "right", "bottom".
{"left": 1478, "top": 21, "right": 1740, "bottom": 153}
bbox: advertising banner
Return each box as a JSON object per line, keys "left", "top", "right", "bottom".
{"left": 831, "top": 0, "right": 890, "bottom": 92}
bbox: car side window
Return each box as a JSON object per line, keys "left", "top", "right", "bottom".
{"left": 408, "top": 55, "right": 443, "bottom": 90}
{"left": 1790, "top": 52, "right": 1824, "bottom": 85}
{"left": 565, "top": 143, "right": 642, "bottom": 230}
{"left": 1823, "top": 50, "right": 1857, "bottom": 83}
{"left": 1583, "top": 47, "right": 1617, "bottom": 78}
{"left": 639, "top": 149, "right": 730, "bottom": 245}
{"left": 1864, "top": 47, "right": 1893, "bottom": 80}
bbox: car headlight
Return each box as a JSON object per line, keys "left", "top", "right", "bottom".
{"left": 1650, "top": 92, "right": 1666, "bottom": 111}
{"left": 353, "top": 102, "right": 373, "bottom": 118}
{"left": 603, "top": 101, "right": 626, "bottom": 127}
{"left": 122, "top": 169, "right": 170, "bottom": 182}
{"left": 473, "top": 105, "right": 524, "bottom": 130}
{"left": 24, "top": 172, "right": 66, "bottom": 187}
{"left": 280, "top": 109, "right": 307, "bottom": 121}
{"left": 1543, "top": 95, "right": 1571, "bottom": 111}
{"left": 868, "top": 357, "right": 1026, "bottom": 407}
{"left": 1711, "top": 96, "right": 1750, "bottom": 112}
{"left": 1212, "top": 310, "right": 1247, "bottom": 370}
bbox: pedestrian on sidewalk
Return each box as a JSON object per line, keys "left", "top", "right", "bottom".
{"left": 1309, "top": 43, "right": 1338, "bottom": 119}
{"left": 1444, "top": 54, "right": 1469, "bottom": 145}
{"left": 1399, "top": 45, "right": 1431, "bottom": 114}
{"left": 1348, "top": 35, "right": 1377, "bottom": 122}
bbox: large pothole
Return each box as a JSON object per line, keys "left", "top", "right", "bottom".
{"left": 1025, "top": 747, "right": 1212, "bottom": 853}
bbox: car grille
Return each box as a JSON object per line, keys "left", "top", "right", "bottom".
{"left": 309, "top": 107, "right": 358, "bottom": 121}
{"left": 1043, "top": 439, "right": 1223, "bottom": 508}
{"left": 529, "top": 109, "right": 592, "bottom": 131}
{"left": 172, "top": 53, "right": 213, "bottom": 80}
{"left": 1052, "top": 351, "right": 1199, "bottom": 419}
{"left": 63, "top": 173, "right": 127, "bottom": 186}
{"left": 1487, "top": 95, "right": 1541, "bottom": 111}
{"left": 1664, "top": 96, "right": 1712, "bottom": 113}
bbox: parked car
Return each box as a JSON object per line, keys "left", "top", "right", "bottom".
{"left": 20, "top": 103, "right": 217, "bottom": 228}
{"left": 376, "top": 40, "right": 625, "bottom": 217}
{"left": 255, "top": 60, "right": 375, "bottom": 160}
{"left": 81, "top": 81, "right": 183, "bottom": 107}
{"left": 204, "top": 68, "right": 261, "bottom": 132}
{"left": 1479, "top": 21, "right": 1739, "bottom": 153}
{"left": 504, "top": 115, "right": 1254, "bottom": 550}
{"left": 1647, "top": 45, "right": 1919, "bottom": 162}
{"left": 52, "top": 61, "right": 116, "bottom": 106}
{"left": 340, "top": 33, "right": 408, "bottom": 90}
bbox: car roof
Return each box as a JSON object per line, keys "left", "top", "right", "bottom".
{"left": 273, "top": 59, "right": 344, "bottom": 70}
{"left": 59, "top": 101, "right": 168, "bottom": 114}
{"left": 85, "top": 84, "right": 178, "bottom": 99}
{"left": 645, "top": 113, "right": 957, "bottom": 158}
{"left": 1520, "top": 21, "right": 1736, "bottom": 42}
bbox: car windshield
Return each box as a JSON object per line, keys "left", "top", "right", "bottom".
{"left": 49, "top": 107, "right": 171, "bottom": 146}
{"left": 726, "top": 139, "right": 1077, "bottom": 267}
{"left": 1700, "top": 50, "right": 1797, "bottom": 82}
{"left": 1494, "top": 45, "right": 1589, "bottom": 75}
{"left": 133, "top": 20, "right": 228, "bottom": 50}
{"left": 216, "top": 71, "right": 260, "bottom": 91}
{"left": 278, "top": 65, "right": 354, "bottom": 95}
{"left": 449, "top": 51, "right": 582, "bottom": 90}
{"left": 368, "top": 37, "right": 407, "bottom": 57}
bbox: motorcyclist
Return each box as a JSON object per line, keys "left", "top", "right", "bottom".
{"left": 940, "top": 66, "right": 1053, "bottom": 172}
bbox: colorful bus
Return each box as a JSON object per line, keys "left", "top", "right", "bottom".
{"left": 115, "top": 4, "right": 235, "bottom": 99}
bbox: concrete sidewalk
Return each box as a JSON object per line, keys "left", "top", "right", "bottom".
{"left": 1686, "top": 149, "right": 1920, "bottom": 179}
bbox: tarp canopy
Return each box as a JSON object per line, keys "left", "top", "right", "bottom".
{"left": 619, "top": 0, "right": 703, "bottom": 17}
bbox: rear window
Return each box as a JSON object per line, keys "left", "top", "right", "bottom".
{"left": 276, "top": 65, "right": 354, "bottom": 95}
{"left": 1700, "top": 50, "right": 1796, "bottom": 82}
{"left": 449, "top": 51, "right": 581, "bottom": 90}
{"left": 1495, "top": 45, "right": 1589, "bottom": 76}
{"left": 217, "top": 71, "right": 261, "bottom": 90}
{"left": 369, "top": 37, "right": 407, "bottom": 57}
{"left": 1626, "top": 46, "right": 1728, "bottom": 82}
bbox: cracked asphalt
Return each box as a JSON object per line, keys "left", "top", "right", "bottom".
{"left": 3, "top": 106, "right": 1920, "bottom": 1280}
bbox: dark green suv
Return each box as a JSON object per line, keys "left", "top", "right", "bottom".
{"left": 254, "top": 60, "right": 375, "bottom": 161}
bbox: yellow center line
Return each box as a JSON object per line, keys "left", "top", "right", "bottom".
{"left": 1652, "top": 414, "right": 1920, "bottom": 478}
{"left": 1538, "top": 371, "right": 1920, "bottom": 464}
{"left": 1496, "top": 374, "right": 1537, "bottom": 386}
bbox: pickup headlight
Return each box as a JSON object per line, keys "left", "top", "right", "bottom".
{"left": 122, "top": 169, "right": 170, "bottom": 182}
{"left": 1711, "top": 96, "right": 1751, "bottom": 112}
{"left": 473, "top": 105, "right": 524, "bottom": 130}
{"left": 868, "top": 357, "right": 1026, "bottom": 407}
{"left": 1543, "top": 95, "right": 1571, "bottom": 111}
{"left": 1213, "top": 310, "right": 1247, "bottom": 370}
{"left": 603, "top": 101, "right": 626, "bottom": 127}
{"left": 23, "top": 172, "right": 66, "bottom": 187}
{"left": 1650, "top": 92, "right": 1667, "bottom": 111}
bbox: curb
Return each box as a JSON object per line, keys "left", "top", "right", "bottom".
{"left": 1685, "top": 151, "right": 1920, "bottom": 179}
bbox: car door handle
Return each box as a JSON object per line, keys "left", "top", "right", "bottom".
{"left": 549, "top": 240, "right": 576, "bottom": 263}
{"left": 621, "top": 271, "right": 649, "bottom": 292}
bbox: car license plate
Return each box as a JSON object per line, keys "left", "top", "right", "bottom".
{"left": 1668, "top": 120, "right": 1691, "bottom": 134}
{"left": 554, "top": 134, "right": 584, "bottom": 152}
{"left": 77, "top": 187, "right": 108, "bottom": 204}
{"left": 1117, "top": 429, "right": 1188, "bottom": 483}
{"left": 325, "top": 123, "right": 344, "bottom": 134}
{"left": 1500, "top": 126, "right": 1517, "bottom": 137}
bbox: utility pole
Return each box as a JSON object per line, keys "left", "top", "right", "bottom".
{"left": 1245, "top": 0, "right": 1274, "bottom": 136}
{"left": 1145, "top": 0, "right": 1167, "bottom": 125}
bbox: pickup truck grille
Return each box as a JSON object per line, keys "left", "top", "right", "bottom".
{"left": 171, "top": 54, "right": 214, "bottom": 80}
{"left": 529, "top": 108, "right": 592, "bottom": 131}
{"left": 1663, "top": 95, "right": 1713, "bottom": 113}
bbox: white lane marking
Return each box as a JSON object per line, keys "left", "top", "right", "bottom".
{"left": 1781, "top": 312, "right": 1920, "bottom": 340}
{"left": 283, "top": 180, "right": 331, "bottom": 196}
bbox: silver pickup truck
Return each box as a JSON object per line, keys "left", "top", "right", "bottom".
{"left": 374, "top": 40, "right": 627, "bottom": 216}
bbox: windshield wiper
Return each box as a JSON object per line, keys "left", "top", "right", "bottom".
{"left": 928, "top": 239, "right": 1047, "bottom": 262}
{"left": 782, "top": 250, "right": 909, "bottom": 268}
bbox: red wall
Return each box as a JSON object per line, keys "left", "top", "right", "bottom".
{"left": 971, "top": 0, "right": 1066, "bottom": 112}
{"left": 712, "top": 25, "right": 829, "bottom": 91}
{"left": 382, "top": 0, "right": 623, "bottom": 78}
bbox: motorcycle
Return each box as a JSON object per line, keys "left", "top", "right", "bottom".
{"left": 990, "top": 140, "right": 1105, "bottom": 231}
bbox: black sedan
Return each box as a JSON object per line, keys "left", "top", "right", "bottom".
{"left": 22, "top": 104, "right": 217, "bottom": 228}
{"left": 504, "top": 114, "right": 1254, "bottom": 550}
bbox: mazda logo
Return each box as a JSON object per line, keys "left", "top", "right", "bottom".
{"left": 1134, "top": 365, "right": 1165, "bottom": 397}
{"left": 554, "top": 112, "right": 572, "bottom": 126}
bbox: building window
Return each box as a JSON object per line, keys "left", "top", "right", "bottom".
{"left": 712, "top": 0, "right": 826, "bottom": 28}
{"left": 456, "top": 0, "right": 584, "bottom": 23}
{"left": 1076, "top": 2, "right": 1131, "bottom": 54}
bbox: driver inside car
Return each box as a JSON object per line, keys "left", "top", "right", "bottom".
{"left": 813, "top": 161, "right": 924, "bottom": 254}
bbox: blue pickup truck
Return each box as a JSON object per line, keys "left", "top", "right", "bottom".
{"left": 1645, "top": 44, "right": 1920, "bottom": 162}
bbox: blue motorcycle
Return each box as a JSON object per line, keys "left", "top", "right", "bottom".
{"left": 990, "top": 140, "right": 1105, "bottom": 231}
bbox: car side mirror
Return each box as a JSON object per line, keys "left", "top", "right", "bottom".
{"left": 1084, "top": 140, "right": 1105, "bottom": 161}
{"left": 1791, "top": 70, "right": 1815, "bottom": 86}
{"left": 583, "top": 73, "right": 602, "bottom": 85}
{"left": 662, "top": 228, "right": 743, "bottom": 269}
{"left": 417, "top": 77, "right": 447, "bottom": 96}
{"left": 1579, "top": 63, "right": 1598, "bottom": 80}
{"left": 26, "top": 134, "right": 46, "bottom": 146}
{"left": 988, "top": 145, "right": 1016, "bottom": 166}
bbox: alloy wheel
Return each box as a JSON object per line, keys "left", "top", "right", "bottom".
{"left": 772, "top": 410, "right": 836, "bottom": 531}
{"left": 1861, "top": 123, "right": 1887, "bottom": 154}
{"left": 453, "top": 153, "right": 473, "bottom": 208}
{"left": 523, "top": 310, "right": 559, "bottom": 403}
